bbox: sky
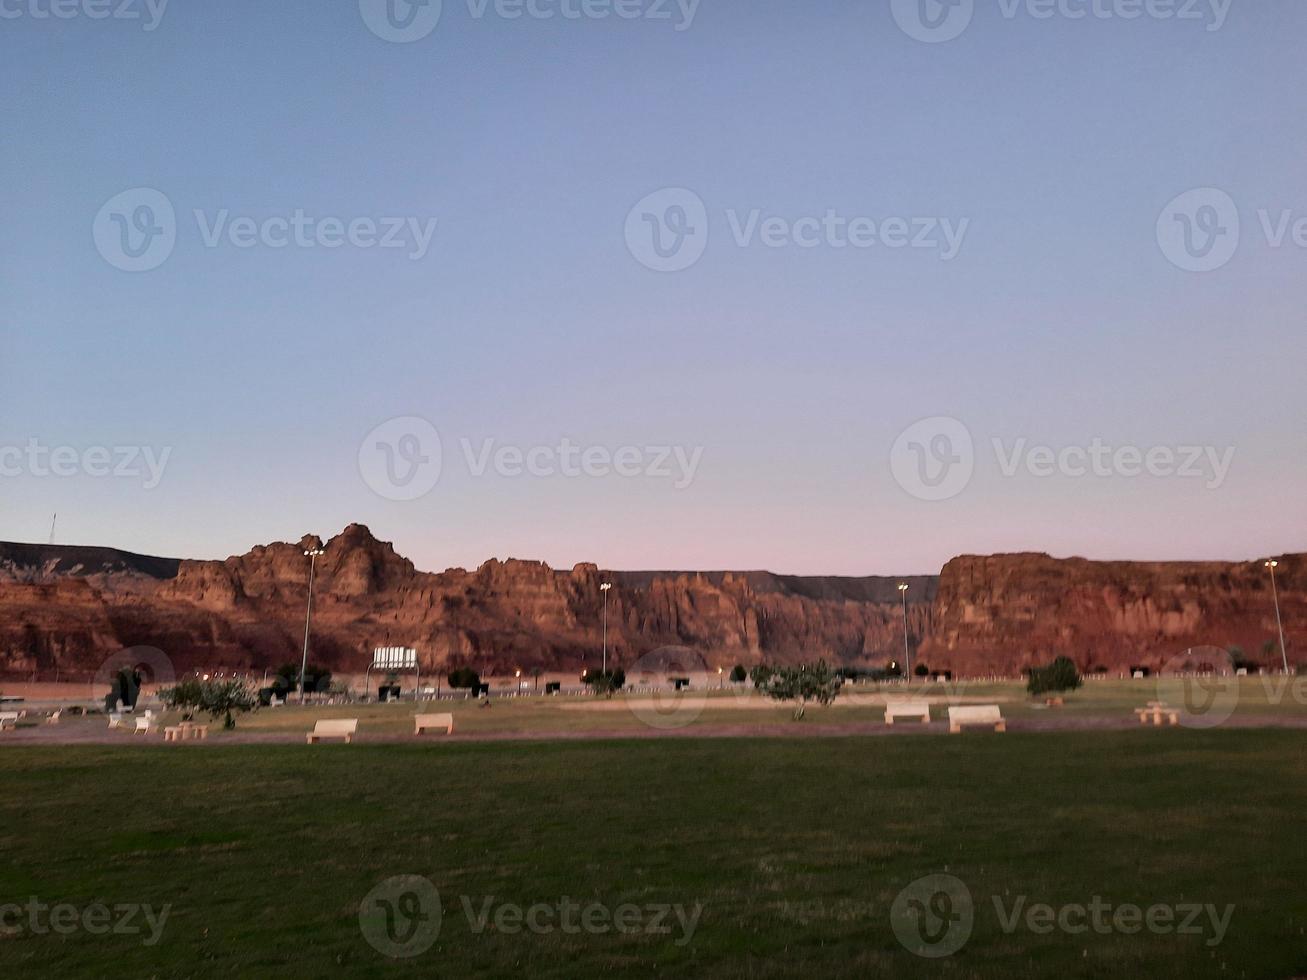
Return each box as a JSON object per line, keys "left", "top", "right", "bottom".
{"left": 1, "top": 0, "right": 1305, "bottom": 576}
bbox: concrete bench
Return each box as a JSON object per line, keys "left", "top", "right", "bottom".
{"left": 949, "top": 704, "right": 1006, "bottom": 734}
{"left": 1134, "top": 702, "right": 1179, "bottom": 726}
{"left": 0, "top": 711, "right": 19, "bottom": 731}
{"left": 414, "top": 713, "right": 454, "bottom": 735}
{"left": 307, "top": 719, "right": 357, "bottom": 744}
{"left": 884, "top": 700, "right": 931, "bottom": 725}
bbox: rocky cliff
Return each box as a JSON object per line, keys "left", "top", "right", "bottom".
{"left": 0, "top": 525, "right": 934, "bottom": 678}
{"left": 1, "top": 528, "right": 1299, "bottom": 679}
{"left": 917, "top": 552, "right": 1303, "bottom": 675}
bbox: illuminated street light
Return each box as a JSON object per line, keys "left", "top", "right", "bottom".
{"left": 1265, "top": 560, "right": 1290, "bottom": 675}
{"left": 299, "top": 547, "right": 326, "bottom": 704}
{"left": 600, "top": 582, "right": 613, "bottom": 676}
{"left": 897, "top": 583, "right": 911, "bottom": 681}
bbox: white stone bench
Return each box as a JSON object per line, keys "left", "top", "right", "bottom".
{"left": 414, "top": 713, "right": 454, "bottom": 735}
{"left": 0, "top": 711, "right": 19, "bottom": 731}
{"left": 885, "top": 700, "right": 931, "bottom": 725}
{"left": 948, "top": 704, "right": 1006, "bottom": 734}
{"left": 307, "top": 718, "right": 358, "bottom": 744}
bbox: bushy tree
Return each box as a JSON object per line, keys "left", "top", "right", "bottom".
{"left": 730, "top": 664, "right": 748, "bottom": 683}
{"left": 1026, "top": 656, "right": 1083, "bottom": 697}
{"left": 275, "top": 662, "right": 332, "bottom": 694}
{"left": 748, "top": 665, "right": 774, "bottom": 690}
{"left": 585, "top": 669, "right": 626, "bottom": 697}
{"left": 161, "top": 678, "right": 257, "bottom": 729}
{"left": 759, "top": 661, "right": 842, "bottom": 720}
{"left": 447, "top": 667, "right": 481, "bottom": 690}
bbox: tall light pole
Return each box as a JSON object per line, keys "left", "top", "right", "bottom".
{"left": 600, "top": 582, "right": 612, "bottom": 676}
{"left": 299, "top": 547, "right": 325, "bottom": 703}
{"left": 1265, "top": 560, "right": 1290, "bottom": 675}
{"left": 898, "top": 583, "right": 911, "bottom": 682}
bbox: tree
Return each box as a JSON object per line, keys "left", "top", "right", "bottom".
{"left": 913, "top": 664, "right": 930, "bottom": 678}
{"left": 275, "top": 662, "right": 332, "bottom": 695}
{"left": 447, "top": 667, "right": 480, "bottom": 690}
{"left": 1026, "top": 656, "right": 1083, "bottom": 697}
{"left": 759, "top": 661, "right": 842, "bottom": 720}
{"left": 730, "top": 664, "right": 748, "bottom": 683}
{"left": 585, "top": 669, "right": 626, "bottom": 697}
{"left": 749, "top": 665, "right": 774, "bottom": 690}
{"left": 161, "top": 678, "right": 257, "bottom": 730}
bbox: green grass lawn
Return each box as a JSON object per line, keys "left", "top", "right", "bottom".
{"left": 178, "top": 676, "right": 1307, "bottom": 738}
{"left": 1, "top": 730, "right": 1304, "bottom": 978}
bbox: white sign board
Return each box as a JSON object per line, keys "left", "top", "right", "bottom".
{"left": 373, "top": 646, "right": 417, "bottom": 669}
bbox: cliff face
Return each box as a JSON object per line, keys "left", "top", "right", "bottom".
{"left": 1, "top": 529, "right": 1299, "bottom": 679}
{"left": 0, "top": 525, "right": 933, "bottom": 677}
{"left": 917, "top": 553, "right": 1303, "bottom": 675}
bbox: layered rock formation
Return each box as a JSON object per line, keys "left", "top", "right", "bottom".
{"left": 0, "top": 529, "right": 1299, "bottom": 679}
{"left": 0, "top": 525, "right": 934, "bottom": 678}
{"left": 918, "top": 553, "right": 1303, "bottom": 675}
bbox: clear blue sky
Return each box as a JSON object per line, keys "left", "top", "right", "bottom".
{"left": 2, "top": 0, "right": 1304, "bottom": 575}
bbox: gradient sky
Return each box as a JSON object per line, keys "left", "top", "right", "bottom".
{"left": 2, "top": 0, "right": 1305, "bottom": 575}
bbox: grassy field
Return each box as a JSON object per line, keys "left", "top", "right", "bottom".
{"left": 162, "top": 675, "right": 1307, "bottom": 738}
{"left": 1, "top": 730, "right": 1304, "bottom": 978}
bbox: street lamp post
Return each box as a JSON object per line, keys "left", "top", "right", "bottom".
{"left": 600, "top": 582, "right": 612, "bottom": 676}
{"left": 898, "top": 583, "right": 911, "bottom": 682}
{"left": 1265, "top": 560, "right": 1290, "bottom": 675}
{"left": 299, "top": 547, "right": 325, "bottom": 704}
